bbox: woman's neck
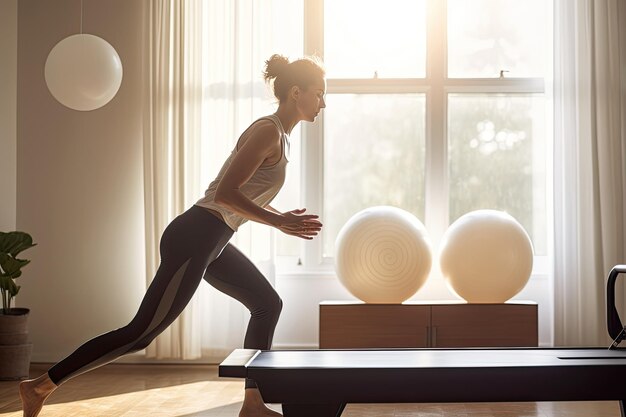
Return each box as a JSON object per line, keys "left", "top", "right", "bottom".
{"left": 274, "top": 106, "right": 300, "bottom": 135}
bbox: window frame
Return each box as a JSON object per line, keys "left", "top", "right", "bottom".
{"left": 278, "top": 0, "right": 551, "bottom": 276}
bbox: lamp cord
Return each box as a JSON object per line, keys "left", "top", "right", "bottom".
{"left": 80, "top": 0, "right": 83, "bottom": 34}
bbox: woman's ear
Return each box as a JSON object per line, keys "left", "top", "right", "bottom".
{"left": 289, "top": 85, "right": 300, "bottom": 101}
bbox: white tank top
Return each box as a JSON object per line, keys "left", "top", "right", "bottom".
{"left": 195, "top": 114, "right": 289, "bottom": 231}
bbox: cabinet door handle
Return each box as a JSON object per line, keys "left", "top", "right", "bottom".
{"left": 432, "top": 326, "right": 437, "bottom": 347}
{"left": 426, "top": 326, "right": 431, "bottom": 347}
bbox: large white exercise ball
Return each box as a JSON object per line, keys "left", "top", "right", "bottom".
{"left": 45, "top": 34, "right": 123, "bottom": 111}
{"left": 334, "top": 206, "right": 433, "bottom": 304}
{"left": 439, "top": 210, "right": 534, "bottom": 303}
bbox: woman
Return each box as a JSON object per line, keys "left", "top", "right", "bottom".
{"left": 20, "top": 54, "right": 326, "bottom": 417}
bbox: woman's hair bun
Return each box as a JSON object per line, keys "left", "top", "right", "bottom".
{"left": 263, "top": 54, "right": 325, "bottom": 102}
{"left": 263, "top": 54, "right": 290, "bottom": 82}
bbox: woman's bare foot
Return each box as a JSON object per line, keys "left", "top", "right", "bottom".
{"left": 239, "top": 388, "right": 282, "bottom": 417}
{"left": 19, "top": 373, "right": 57, "bottom": 417}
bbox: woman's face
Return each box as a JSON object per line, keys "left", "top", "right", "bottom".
{"left": 296, "top": 76, "right": 326, "bottom": 122}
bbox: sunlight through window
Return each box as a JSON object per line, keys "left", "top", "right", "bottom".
{"left": 324, "top": 0, "right": 426, "bottom": 78}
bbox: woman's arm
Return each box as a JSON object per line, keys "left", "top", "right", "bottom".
{"left": 214, "top": 122, "right": 321, "bottom": 239}
{"left": 214, "top": 122, "right": 283, "bottom": 226}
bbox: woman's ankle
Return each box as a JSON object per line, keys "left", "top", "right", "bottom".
{"left": 24, "top": 373, "right": 57, "bottom": 395}
{"left": 243, "top": 387, "right": 265, "bottom": 405}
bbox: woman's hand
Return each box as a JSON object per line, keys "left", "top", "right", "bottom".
{"left": 275, "top": 208, "right": 323, "bottom": 240}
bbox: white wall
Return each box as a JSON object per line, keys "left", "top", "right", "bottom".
{"left": 17, "top": 0, "right": 147, "bottom": 362}
{"left": 0, "top": 0, "right": 17, "bottom": 231}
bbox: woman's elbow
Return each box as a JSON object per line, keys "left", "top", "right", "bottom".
{"left": 213, "top": 188, "right": 231, "bottom": 208}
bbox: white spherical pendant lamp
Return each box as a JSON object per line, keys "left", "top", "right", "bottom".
{"left": 45, "top": 34, "right": 123, "bottom": 111}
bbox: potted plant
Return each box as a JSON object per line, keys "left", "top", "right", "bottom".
{"left": 0, "top": 231, "right": 36, "bottom": 380}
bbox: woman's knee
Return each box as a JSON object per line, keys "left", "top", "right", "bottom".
{"left": 115, "top": 318, "right": 159, "bottom": 354}
{"left": 122, "top": 322, "right": 159, "bottom": 353}
{"left": 269, "top": 295, "right": 283, "bottom": 316}
{"left": 271, "top": 296, "right": 283, "bottom": 319}
{"left": 252, "top": 294, "right": 283, "bottom": 319}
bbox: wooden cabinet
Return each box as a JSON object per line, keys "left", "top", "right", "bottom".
{"left": 430, "top": 303, "right": 538, "bottom": 347}
{"left": 318, "top": 303, "right": 430, "bottom": 349}
{"left": 319, "top": 301, "right": 538, "bottom": 349}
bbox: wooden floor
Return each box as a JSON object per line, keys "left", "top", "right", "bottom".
{"left": 0, "top": 363, "right": 621, "bottom": 417}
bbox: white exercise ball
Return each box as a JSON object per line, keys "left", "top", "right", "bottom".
{"left": 334, "top": 206, "right": 433, "bottom": 304}
{"left": 439, "top": 210, "right": 534, "bottom": 303}
{"left": 45, "top": 34, "right": 123, "bottom": 111}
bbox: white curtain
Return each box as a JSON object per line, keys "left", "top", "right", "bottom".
{"left": 143, "top": 0, "right": 204, "bottom": 359}
{"left": 143, "top": 0, "right": 303, "bottom": 360}
{"left": 553, "top": 0, "right": 626, "bottom": 346}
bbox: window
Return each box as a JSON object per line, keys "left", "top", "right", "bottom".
{"left": 324, "top": 0, "right": 427, "bottom": 79}
{"left": 278, "top": 0, "right": 552, "bottom": 273}
{"left": 323, "top": 94, "right": 426, "bottom": 257}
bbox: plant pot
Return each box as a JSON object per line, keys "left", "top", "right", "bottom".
{"left": 0, "top": 308, "right": 33, "bottom": 380}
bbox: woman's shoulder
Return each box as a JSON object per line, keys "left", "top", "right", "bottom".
{"left": 254, "top": 115, "right": 282, "bottom": 132}
{"left": 250, "top": 117, "right": 281, "bottom": 140}
{"left": 237, "top": 117, "right": 281, "bottom": 150}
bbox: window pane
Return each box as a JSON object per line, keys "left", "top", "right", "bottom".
{"left": 447, "top": 0, "right": 550, "bottom": 78}
{"left": 448, "top": 94, "right": 547, "bottom": 255}
{"left": 324, "top": 0, "right": 426, "bottom": 78}
{"left": 323, "top": 94, "right": 426, "bottom": 257}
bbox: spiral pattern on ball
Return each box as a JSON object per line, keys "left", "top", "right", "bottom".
{"left": 335, "top": 206, "right": 432, "bottom": 303}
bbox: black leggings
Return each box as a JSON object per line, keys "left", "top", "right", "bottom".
{"left": 48, "top": 205, "right": 282, "bottom": 389}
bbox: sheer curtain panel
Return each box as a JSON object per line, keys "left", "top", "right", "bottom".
{"left": 143, "top": 0, "right": 303, "bottom": 360}
{"left": 553, "top": 0, "right": 626, "bottom": 347}
{"left": 143, "top": 0, "right": 204, "bottom": 359}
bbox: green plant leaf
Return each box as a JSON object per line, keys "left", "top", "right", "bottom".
{"left": 0, "top": 276, "right": 15, "bottom": 293}
{"left": 0, "top": 232, "right": 37, "bottom": 257}
{"left": 0, "top": 232, "right": 34, "bottom": 311}
{"left": 0, "top": 254, "right": 29, "bottom": 278}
